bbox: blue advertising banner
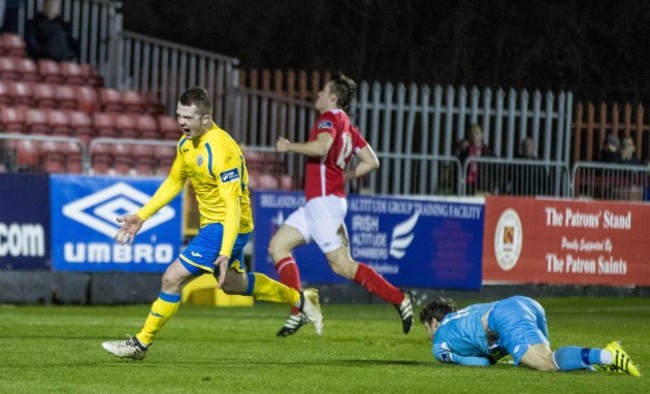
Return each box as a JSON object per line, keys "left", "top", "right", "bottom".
{"left": 0, "top": 173, "right": 50, "bottom": 270}
{"left": 253, "top": 191, "right": 484, "bottom": 290}
{"left": 50, "top": 175, "right": 183, "bottom": 272}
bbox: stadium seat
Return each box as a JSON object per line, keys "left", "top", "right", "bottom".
{"left": 48, "top": 109, "right": 73, "bottom": 136}
{"left": 111, "top": 143, "right": 135, "bottom": 176}
{"left": 75, "top": 85, "right": 99, "bottom": 112}
{"left": 24, "top": 108, "right": 51, "bottom": 135}
{"left": 15, "top": 139, "right": 40, "bottom": 170}
{"left": 0, "top": 34, "right": 27, "bottom": 57}
{"left": 38, "top": 59, "right": 64, "bottom": 84}
{"left": 93, "top": 112, "right": 119, "bottom": 138}
{"left": 60, "top": 62, "right": 87, "bottom": 85}
{"left": 155, "top": 145, "right": 176, "bottom": 175}
{"left": 121, "top": 90, "right": 148, "bottom": 113}
{"left": 243, "top": 150, "right": 264, "bottom": 172}
{"left": 0, "top": 105, "right": 26, "bottom": 133}
{"left": 80, "top": 63, "right": 104, "bottom": 87}
{"left": 9, "top": 81, "right": 33, "bottom": 106}
{"left": 63, "top": 141, "right": 84, "bottom": 173}
{"left": 144, "top": 90, "right": 166, "bottom": 114}
{"left": 132, "top": 144, "right": 155, "bottom": 176}
{"left": 279, "top": 174, "right": 294, "bottom": 190}
{"left": 32, "top": 83, "right": 58, "bottom": 108}
{"left": 257, "top": 173, "right": 280, "bottom": 189}
{"left": 0, "top": 56, "right": 20, "bottom": 80}
{"left": 90, "top": 143, "right": 113, "bottom": 175}
{"left": 157, "top": 114, "right": 180, "bottom": 140}
{"left": 0, "top": 80, "right": 12, "bottom": 105}
{"left": 13, "top": 57, "right": 40, "bottom": 82}
{"left": 247, "top": 169, "right": 261, "bottom": 189}
{"left": 40, "top": 140, "right": 66, "bottom": 173}
{"left": 68, "top": 110, "right": 95, "bottom": 145}
{"left": 115, "top": 112, "right": 138, "bottom": 139}
{"left": 136, "top": 113, "right": 160, "bottom": 139}
{"left": 98, "top": 87, "right": 124, "bottom": 112}
{"left": 56, "top": 84, "right": 78, "bottom": 109}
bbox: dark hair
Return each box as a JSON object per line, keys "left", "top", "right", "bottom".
{"left": 419, "top": 297, "right": 457, "bottom": 324}
{"left": 330, "top": 72, "right": 357, "bottom": 110}
{"left": 179, "top": 86, "right": 213, "bottom": 115}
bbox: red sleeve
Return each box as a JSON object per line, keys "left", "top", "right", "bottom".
{"left": 351, "top": 125, "right": 369, "bottom": 154}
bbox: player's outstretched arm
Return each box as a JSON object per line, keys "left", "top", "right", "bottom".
{"left": 115, "top": 214, "right": 145, "bottom": 245}
{"left": 276, "top": 133, "right": 333, "bottom": 157}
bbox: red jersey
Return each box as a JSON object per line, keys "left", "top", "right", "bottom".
{"left": 304, "top": 109, "right": 368, "bottom": 201}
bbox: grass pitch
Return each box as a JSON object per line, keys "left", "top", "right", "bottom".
{"left": 0, "top": 297, "right": 648, "bottom": 393}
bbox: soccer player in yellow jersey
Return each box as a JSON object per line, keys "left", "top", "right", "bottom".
{"left": 102, "top": 87, "right": 323, "bottom": 360}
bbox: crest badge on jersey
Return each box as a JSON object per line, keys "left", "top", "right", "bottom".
{"left": 220, "top": 168, "right": 240, "bottom": 183}
{"left": 196, "top": 155, "right": 204, "bottom": 166}
{"left": 318, "top": 121, "right": 333, "bottom": 129}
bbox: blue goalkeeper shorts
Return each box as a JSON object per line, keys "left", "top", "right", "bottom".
{"left": 179, "top": 222, "right": 252, "bottom": 276}
{"left": 486, "top": 296, "right": 550, "bottom": 366}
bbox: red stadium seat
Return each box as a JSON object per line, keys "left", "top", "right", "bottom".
{"left": 75, "top": 85, "right": 99, "bottom": 113}
{"left": 121, "top": 90, "right": 148, "bottom": 113}
{"left": 0, "top": 56, "right": 20, "bottom": 80}
{"left": 144, "top": 90, "right": 166, "bottom": 114}
{"left": 0, "top": 105, "right": 26, "bottom": 133}
{"left": 136, "top": 114, "right": 160, "bottom": 139}
{"left": 13, "top": 57, "right": 40, "bottom": 82}
{"left": 40, "top": 140, "right": 66, "bottom": 173}
{"left": 98, "top": 87, "right": 123, "bottom": 112}
{"left": 24, "top": 108, "right": 51, "bottom": 135}
{"left": 80, "top": 63, "right": 104, "bottom": 87}
{"left": 9, "top": 81, "right": 33, "bottom": 106}
{"left": 15, "top": 139, "right": 40, "bottom": 169}
{"left": 111, "top": 143, "right": 135, "bottom": 176}
{"left": 38, "top": 59, "right": 64, "bottom": 84}
{"left": 0, "top": 34, "right": 27, "bottom": 57}
{"left": 60, "top": 62, "right": 87, "bottom": 85}
{"left": 114, "top": 112, "right": 138, "bottom": 139}
{"left": 132, "top": 144, "right": 156, "bottom": 176}
{"left": 155, "top": 145, "right": 176, "bottom": 175}
{"left": 157, "top": 114, "right": 180, "bottom": 140}
{"left": 93, "top": 112, "right": 119, "bottom": 138}
{"left": 48, "top": 109, "right": 73, "bottom": 136}
{"left": 0, "top": 80, "right": 12, "bottom": 105}
{"left": 68, "top": 110, "right": 95, "bottom": 145}
{"left": 279, "top": 174, "right": 294, "bottom": 190}
{"left": 257, "top": 173, "right": 279, "bottom": 189}
{"left": 90, "top": 143, "right": 113, "bottom": 175}
{"left": 243, "top": 150, "right": 264, "bottom": 172}
{"left": 56, "top": 84, "right": 78, "bottom": 109}
{"left": 32, "top": 83, "right": 58, "bottom": 108}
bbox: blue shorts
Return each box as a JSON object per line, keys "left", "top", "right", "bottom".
{"left": 179, "top": 223, "right": 252, "bottom": 277}
{"left": 487, "top": 296, "right": 550, "bottom": 366}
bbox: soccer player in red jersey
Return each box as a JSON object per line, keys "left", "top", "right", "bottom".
{"left": 270, "top": 72, "right": 413, "bottom": 337}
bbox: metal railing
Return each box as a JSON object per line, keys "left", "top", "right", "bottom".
{"left": 572, "top": 162, "right": 650, "bottom": 201}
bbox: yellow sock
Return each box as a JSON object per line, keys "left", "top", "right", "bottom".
{"left": 247, "top": 273, "right": 301, "bottom": 305}
{"left": 135, "top": 292, "right": 181, "bottom": 346}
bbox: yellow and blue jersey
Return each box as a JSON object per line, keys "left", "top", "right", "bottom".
{"left": 138, "top": 123, "right": 252, "bottom": 257}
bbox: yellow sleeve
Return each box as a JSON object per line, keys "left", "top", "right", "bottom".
{"left": 219, "top": 196, "right": 241, "bottom": 257}
{"left": 137, "top": 152, "right": 186, "bottom": 220}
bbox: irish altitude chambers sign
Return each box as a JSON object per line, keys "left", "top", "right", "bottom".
{"left": 483, "top": 196, "right": 650, "bottom": 286}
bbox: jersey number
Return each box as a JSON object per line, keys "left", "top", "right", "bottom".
{"left": 336, "top": 133, "right": 353, "bottom": 170}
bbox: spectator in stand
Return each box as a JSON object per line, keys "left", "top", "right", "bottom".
{"left": 457, "top": 124, "right": 494, "bottom": 195}
{"left": 620, "top": 136, "right": 641, "bottom": 165}
{"left": 600, "top": 133, "right": 621, "bottom": 163}
{"left": 507, "top": 136, "right": 548, "bottom": 196}
{"left": 25, "top": 0, "right": 77, "bottom": 61}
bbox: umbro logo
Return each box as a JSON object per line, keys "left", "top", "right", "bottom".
{"left": 62, "top": 182, "right": 176, "bottom": 238}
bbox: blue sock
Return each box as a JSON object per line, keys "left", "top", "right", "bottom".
{"left": 553, "top": 346, "right": 601, "bottom": 371}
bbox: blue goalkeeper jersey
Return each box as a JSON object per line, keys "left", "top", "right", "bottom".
{"left": 432, "top": 302, "right": 496, "bottom": 366}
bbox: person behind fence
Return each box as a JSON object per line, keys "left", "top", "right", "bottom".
{"left": 506, "top": 136, "right": 548, "bottom": 196}
{"left": 101, "top": 86, "right": 323, "bottom": 361}
{"left": 419, "top": 295, "right": 641, "bottom": 377}
{"left": 620, "top": 136, "right": 641, "bottom": 165}
{"left": 25, "top": 0, "right": 78, "bottom": 61}
{"left": 268, "top": 72, "right": 413, "bottom": 337}
{"left": 457, "top": 124, "right": 494, "bottom": 195}
{"left": 600, "top": 133, "right": 621, "bottom": 163}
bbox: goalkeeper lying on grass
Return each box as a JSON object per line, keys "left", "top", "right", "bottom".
{"left": 419, "top": 295, "right": 640, "bottom": 376}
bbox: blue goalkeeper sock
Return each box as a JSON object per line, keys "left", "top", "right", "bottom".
{"left": 553, "top": 346, "right": 608, "bottom": 371}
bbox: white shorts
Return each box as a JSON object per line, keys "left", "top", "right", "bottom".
{"left": 284, "top": 195, "right": 347, "bottom": 253}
